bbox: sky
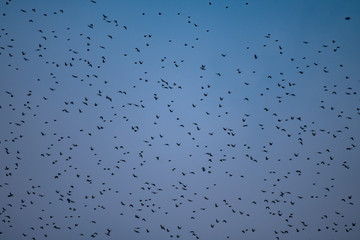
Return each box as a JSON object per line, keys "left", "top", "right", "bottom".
{"left": 1, "top": 0, "right": 360, "bottom": 239}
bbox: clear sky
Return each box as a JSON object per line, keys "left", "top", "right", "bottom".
{"left": 1, "top": 0, "right": 360, "bottom": 239}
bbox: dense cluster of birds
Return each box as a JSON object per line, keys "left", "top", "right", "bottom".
{"left": 0, "top": 0, "right": 359, "bottom": 239}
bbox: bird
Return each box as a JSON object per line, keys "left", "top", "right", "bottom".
{"left": 0, "top": 1, "right": 358, "bottom": 240}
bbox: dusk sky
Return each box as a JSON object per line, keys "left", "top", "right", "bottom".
{"left": 1, "top": 0, "right": 360, "bottom": 239}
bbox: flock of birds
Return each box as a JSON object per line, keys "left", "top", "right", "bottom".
{"left": 0, "top": 0, "right": 359, "bottom": 239}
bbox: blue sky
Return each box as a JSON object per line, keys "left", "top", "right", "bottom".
{"left": 1, "top": 0, "right": 360, "bottom": 239}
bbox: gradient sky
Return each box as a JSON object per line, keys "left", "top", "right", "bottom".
{"left": 1, "top": 0, "right": 360, "bottom": 239}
